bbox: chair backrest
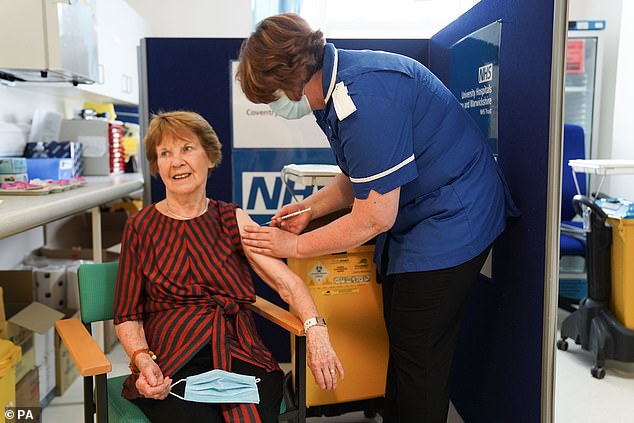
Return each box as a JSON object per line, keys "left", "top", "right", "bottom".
{"left": 561, "top": 124, "right": 586, "bottom": 221}
{"left": 78, "top": 261, "right": 119, "bottom": 324}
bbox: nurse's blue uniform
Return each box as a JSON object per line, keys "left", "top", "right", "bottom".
{"left": 313, "top": 43, "right": 518, "bottom": 422}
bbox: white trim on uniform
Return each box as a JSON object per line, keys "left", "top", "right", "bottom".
{"left": 349, "top": 154, "right": 415, "bottom": 183}
{"left": 324, "top": 48, "right": 339, "bottom": 104}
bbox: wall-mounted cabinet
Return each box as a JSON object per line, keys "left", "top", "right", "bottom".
{"left": 0, "top": 0, "right": 98, "bottom": 84}
{"left": 80, "top": 0, "right": 151, "bottom": 105}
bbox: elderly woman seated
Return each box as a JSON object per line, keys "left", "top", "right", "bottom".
{"left": 114, "top": 111, "right": 344, "bottom": 423}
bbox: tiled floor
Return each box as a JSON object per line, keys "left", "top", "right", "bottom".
{"left": 42, "top": 312, "right": 634, "bottom": 422}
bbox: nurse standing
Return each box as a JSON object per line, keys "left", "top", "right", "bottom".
{"left": 236, "top": 13, "right": 519, "bottom": 423}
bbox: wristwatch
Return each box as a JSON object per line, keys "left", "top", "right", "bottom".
{"left": 303, "top": 316, "right": 327, "bottom": 333}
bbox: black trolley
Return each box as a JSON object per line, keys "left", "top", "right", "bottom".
{"left": 558, "top": 159, "right": 634, "bottom": 378}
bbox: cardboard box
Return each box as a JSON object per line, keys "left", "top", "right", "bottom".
{"left": 41, "top": 211, "right": 127, "bottom": 261}
{"left": 38, "top": 357, "right": 56, "bottom": 407}
{"left": 10, "top": 304, "right": 59, "bottom": 375}
{"left": 7, "top": 304, "right": 61, "bottom": 405}
{"left": 26, "top": 157, "right": 73, "bottom": 180}
{"left": 0, "top": 271, "right": 83, "bottom": 401}
{"left": 14, "top": 333, "right": 35, "bottom": 384}
{"left": 0, "top": 271, "right": 35, "bottom": 318}
{"left": 60, "top": 119, "right": 128, "bottom": 176}
{"left": 33, "top": 324, "right": 55, "bottom": 368}
{"left": 0, "top": 320, "right": 30, "bottom": 346}
{"left": 65, "top": 264, "right": 81, "bottom": 311}
{"left": 55, "top": 309, "right": 80, "bottom": 396}
{"left": 0, "top": 285, "right": 32, "bottom": 349}
{"left": 16, "top": 367, "right": 39, "bottom": 408}
{"left": 0, "top": 157, "right": 27, "bottom": 174}
{"left": 0, "top": 270, "right": 64, "bottom": 407}
{"left": 35, "top": 246, "right": 119, "bottom": 262}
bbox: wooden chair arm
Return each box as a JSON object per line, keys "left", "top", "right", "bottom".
{"left": 248, "top": 296, "right": 304, "bottom": 337}
{"left": 55, "top": 318, "right": 112, "bottom": 377}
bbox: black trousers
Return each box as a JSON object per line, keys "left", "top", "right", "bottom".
{"left": 379, "top": 247, "right": 490, "bottom": 423}
{"left": 132, "top": 344, "right": 283, "bottom": 423}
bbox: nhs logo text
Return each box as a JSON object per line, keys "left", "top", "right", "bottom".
{"left": 478, "top": 63, "right": 493, "bottom": 83}
{"left": 241, "top": 172, "right": 322, "bottom": 215}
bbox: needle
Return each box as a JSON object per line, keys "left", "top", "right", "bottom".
{"left": 263, "top": 207, "right": 312, "bottom": 226}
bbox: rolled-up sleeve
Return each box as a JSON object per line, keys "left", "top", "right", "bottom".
{"left": 114, "top": 221, "right": 145, "bottom": 324}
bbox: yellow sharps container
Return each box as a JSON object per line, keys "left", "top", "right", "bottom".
{"left": 609, "top": 216, "right": 634, "bottom": 329}
{"left": 288, "top": 245, "right": 389, "bottom": 408}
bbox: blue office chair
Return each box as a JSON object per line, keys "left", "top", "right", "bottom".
{"left": 559, "top": 124, "right": 587, "bottom": 309}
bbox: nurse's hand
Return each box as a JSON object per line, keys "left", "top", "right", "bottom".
{"left": 270, "top": 203, "right": 312, "bottom": 234}
{"left": 242, "top": 225, "right": 299, "bottom": 258}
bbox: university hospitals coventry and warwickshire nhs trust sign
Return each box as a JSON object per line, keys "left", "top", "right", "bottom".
{"left": 449, "top": 20, "right": 502, "bottom": 157}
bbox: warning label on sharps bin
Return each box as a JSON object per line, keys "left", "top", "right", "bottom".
{"left": 306, "top": 253, "right": 374, "bottom": 295}
{"left": 309, "top": 262, "right": 329, "bottom": 285}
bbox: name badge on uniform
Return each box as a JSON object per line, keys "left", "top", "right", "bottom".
{"left": 332, "top": 82, "right": 357, "bottom": 121}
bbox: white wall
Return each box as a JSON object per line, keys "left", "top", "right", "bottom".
{"left": 0, "top": 85, "right": 87, "bottom": 126}
{"left": 125, "top": 0, "right": 252, "bottom": 37}
{"left": 606, "top": 0, "right": 634, "bottom": 199}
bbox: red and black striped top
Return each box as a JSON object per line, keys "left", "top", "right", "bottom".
{"left": 114, "top": 199, "right": 280, "bottom": 422}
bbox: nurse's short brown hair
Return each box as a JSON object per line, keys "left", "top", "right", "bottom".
{"left": 144, "top": 111, "right": 222, "bottom": 176}
{"left": 236, "top": 13, "right": 325, "bottom": 104}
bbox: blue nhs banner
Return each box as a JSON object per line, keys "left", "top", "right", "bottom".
{"left": 242, "top": 172, "right": 323, "bottom": 213}
{"left": 232, "top": 149, "right": 336, "bottom": 224}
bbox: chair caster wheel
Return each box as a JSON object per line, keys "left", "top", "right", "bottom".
{"left": 591, "top": 366, "right": 606, "bottom": 379}
{"left": 556, "top": 339, "right": 568, "bottom": 351}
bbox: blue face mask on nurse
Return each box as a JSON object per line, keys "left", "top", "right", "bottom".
{"left": 268, "top": 89, "right": 312, "bottom": 119}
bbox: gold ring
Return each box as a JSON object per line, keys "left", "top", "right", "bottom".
{"left": 329, "top": 369, "right": 336, "bottom": 374}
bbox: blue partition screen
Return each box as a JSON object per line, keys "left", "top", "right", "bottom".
{"left": 430, "top": 1, "right": 557, "bottom": 421}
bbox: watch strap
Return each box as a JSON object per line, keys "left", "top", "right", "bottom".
{"left": 303, "top": 316, "right": 327, "bottom": 333}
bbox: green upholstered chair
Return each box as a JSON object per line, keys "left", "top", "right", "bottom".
{"left": 55, "top": 262, "right": 307, "bottom": 423}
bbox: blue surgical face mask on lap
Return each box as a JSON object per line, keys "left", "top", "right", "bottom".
{"left": 169, "top": 369, "right": 260, "bottom": 404}
{"left": 268, "top": 89, "right": 312, "bottom": 120}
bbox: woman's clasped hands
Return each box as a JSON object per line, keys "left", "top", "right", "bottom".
{"left": 135, "top": 355, "right": 172, "bottom": 400}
